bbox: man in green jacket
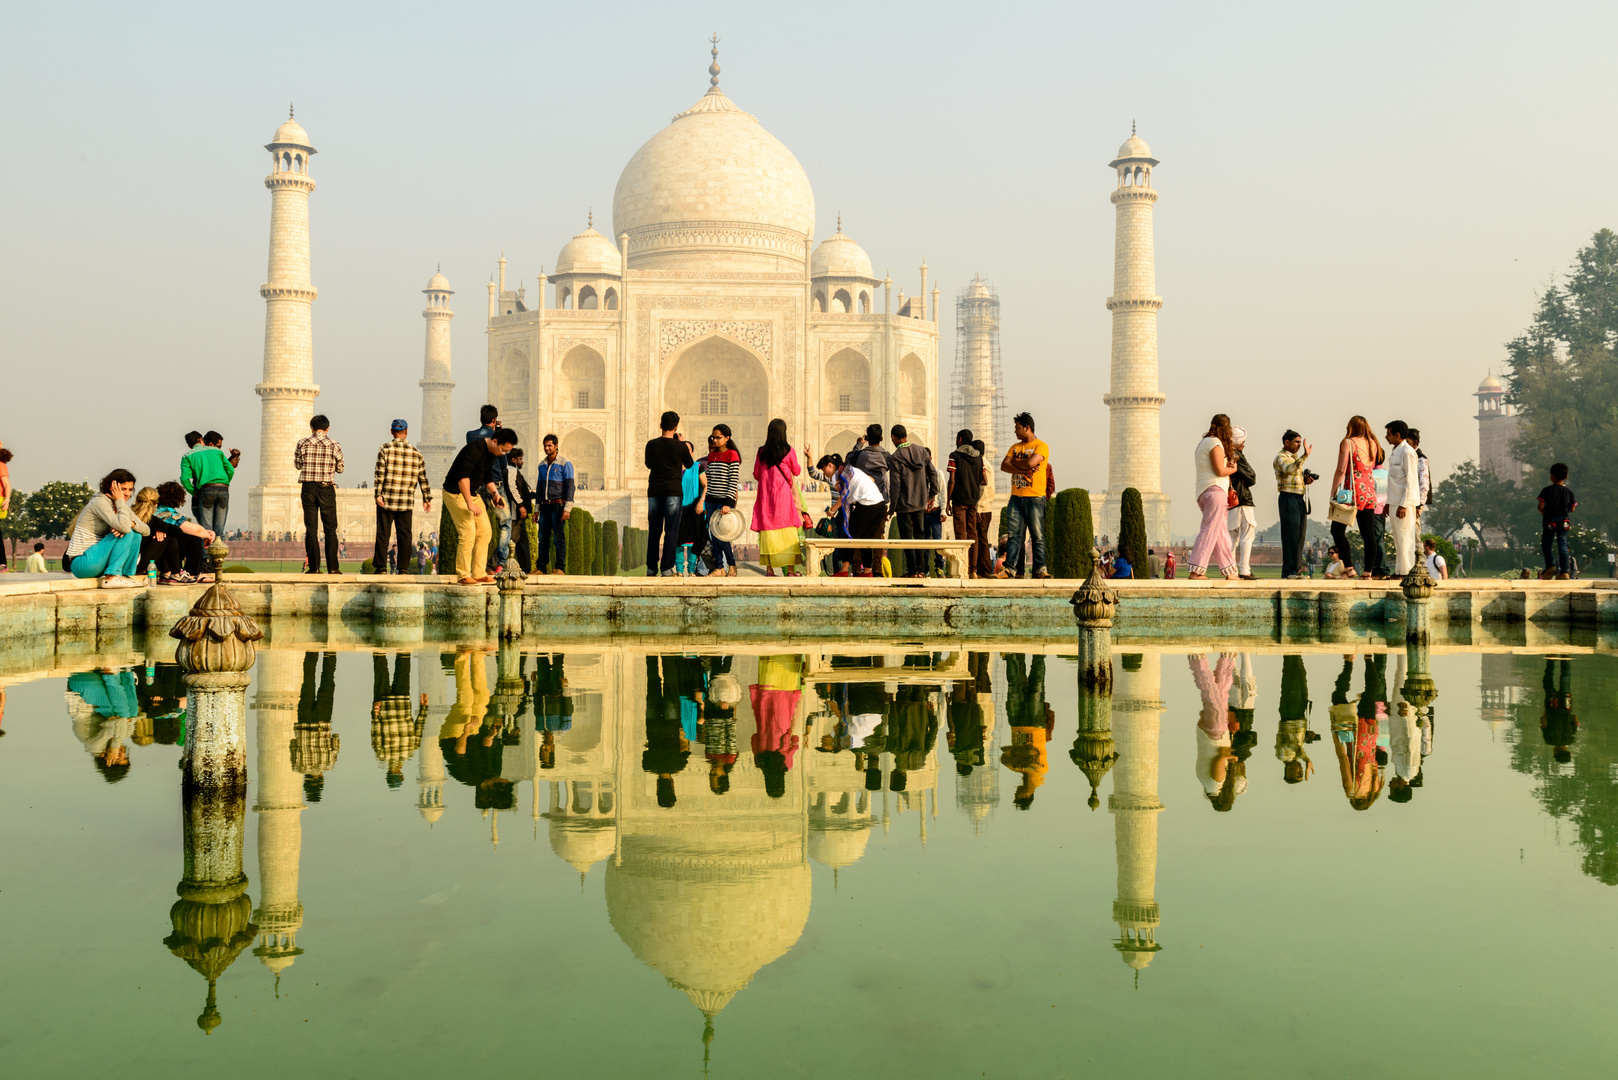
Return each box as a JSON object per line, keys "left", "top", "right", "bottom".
{"left": 180, "top": 430, "right": 239, "bottom": 537}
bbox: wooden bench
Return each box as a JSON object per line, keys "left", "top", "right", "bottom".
{"left": 801, "top": 538, "right": 975, "bottom": 580}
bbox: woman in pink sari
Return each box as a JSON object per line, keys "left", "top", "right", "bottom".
{"left": 750, "top": 653, "right": 802, "bottom": 798}
{"left": 751, "top": 417, "right": 804, "bottom": 576}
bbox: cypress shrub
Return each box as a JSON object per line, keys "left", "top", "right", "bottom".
{"left": 1118, "top": 487, "right": 1150, "bottom": 579}
{"left": 591, "top": 521, "right": 606, "bottom": 575}
{"left": 566, "top": 508, "right": 596, "bottom": 575}
{"left": 624, "top": 526, "right": 644, "bottom": 570}
{"left": 1049, "top": 488, "right": 1094, "bottom": 579}
{"left": 436, "top": 502, "right": 457, "bottom": 575}
{"left": 1045, "top": 496, "right": 1066, "bottom": 573}
{"left": 602, "top": 520, "right": 620, "bottom": 576}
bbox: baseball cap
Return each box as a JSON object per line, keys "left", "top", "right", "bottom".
{"left": 391, "top": 419, "right": 409, "bottom": 432}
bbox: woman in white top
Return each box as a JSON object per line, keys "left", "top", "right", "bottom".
{"left": 818, "top": 453, "right": 884, "bottom": 577}
{"left": 1188, "top": 414, "right": 1239, "bottom": 580}
{"left": 64, "top": 469, "right": 150, "bottom": 587}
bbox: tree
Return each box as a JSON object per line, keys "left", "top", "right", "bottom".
{"left": 25, "top": 481, "right": 93, "bottom": 540}
{"left": 590, "top": 521, "right": 606, "bottom": 575}
{"left": 435, "top": 503, "right": 457, "bottom": 574}
{"left": 602, "top": 520, "right": 620, "bottom": 576}
{"left": 1426, "top": 460, "right": 1529, "bottom": 549}
{"left": 1117, "top": 488, "right": 1150, "bottom": 579}
{"left": 565, "top": 507, "right": 596, "bottom": 575}
{"left": 3, "top": 488, "right": 38, "bottom": 564}
{"left": 1507, "top": 228, "right": 1618, "bottom": 538}
{"left": 1047, "top": 489, "right": 1094, "bottom": 579}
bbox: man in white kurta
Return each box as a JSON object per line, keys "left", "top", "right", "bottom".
{"left": 1384, "top": 422, "right": 1421, "bottom": 576}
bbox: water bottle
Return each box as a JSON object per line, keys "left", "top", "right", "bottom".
{"left": 147, "top": 564, "right": 158, "bottom": 586}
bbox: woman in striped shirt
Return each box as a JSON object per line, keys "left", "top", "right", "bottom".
{"left": 700, "top": 424, "right": 742, "bottom": 576}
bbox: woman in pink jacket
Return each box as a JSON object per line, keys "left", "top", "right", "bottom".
{"left": 751, "top": 418, "right": 804, "bottom": 576}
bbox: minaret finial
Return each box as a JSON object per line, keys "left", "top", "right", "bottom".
{"left": 836, "top": 212, "right": 842, "bottom": 233}
{"left": 709, "top": 32, "right": 721, "bottom": 89}
{"left": 588, "top": 207, "right": 593, "bottom": 228}
{"left": 1132, "top": 118, "right": 1136, "bottom": 136}
{"left": 289, "top": 103, "right": 294, "bottom": 119}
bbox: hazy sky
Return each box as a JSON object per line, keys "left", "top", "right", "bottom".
{"left": 4, "top": 1, "right": 1614, "bottom": 535}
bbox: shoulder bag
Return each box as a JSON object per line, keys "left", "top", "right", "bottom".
{"left": 774, "top": 460, "right": 812, "bottom": 531}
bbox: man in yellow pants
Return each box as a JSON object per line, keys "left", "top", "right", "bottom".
{"left": 443, "top": 428, "right": 517, "bottom": 584}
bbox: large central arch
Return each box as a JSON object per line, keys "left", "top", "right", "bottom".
{"left": 663, "top": 335, "right": 770, "bottom": 461}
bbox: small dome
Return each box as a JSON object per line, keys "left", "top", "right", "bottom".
{"left": 811, "top": 227, "right": 874, "bottom": 280}
{"left": 418, "top": 804, "right": 444, "bottom": 824}
{"left": 424, "top": 271, "right": 452, "bottom": 293}
{"left": 808, "top": 826, "right": 871, "bottom": 869}
{"left": 270, "top": 118, "right": 313, "bottom": 149}
{"left": 548, "top": 817, "right": 618, "bottom": 872}
{"left": 555, "top": 224, "right": 623, "bottom": 277}
{"left": 1477, "top": 374, "right": 1504, "bottom": 394}
{"left": 965, "top": 274, "right": 993, "bottom": 299}
{"left": 1116, "top": 133, "right": 1152, "bottom": 159}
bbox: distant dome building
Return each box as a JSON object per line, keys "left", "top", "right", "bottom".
{"left": 1476, "top": 373, "right": 1526, "bottom": 482}
{"left": 485, "top": 41, "right": 941, "bottom": 530}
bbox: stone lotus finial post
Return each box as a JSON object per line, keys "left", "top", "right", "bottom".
{"left": 170, "top": 540, "right": 263, "bottom": 794}
{"left": 497, "top": 565, "right": 526, "bottom": 640}
{"left": 1400, "top": 561, "right": 1436, "bottom": 645}
{"left": 1072, "top": 684, "right": 1119, "bottom": 811}
{"left": 1072, "top": 565, "right": 1121, "bottom": 691}
{"left": 491, "top": 640, "right": 528, "bottom": 731}
{"left": 164, "top": 782, "right": 256, "bottom": 1035}
{"left": 1401, "top": 641, "right": 1438, "bottom": 715}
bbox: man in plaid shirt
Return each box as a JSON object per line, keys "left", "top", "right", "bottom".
{"left": 294, "top": 415, "right": 345, "bottom": 573}
{"left": 370, "top": 652, "right": 427, "bottom": 789}
{"left": 372, "top": 419, "right": 432, "bottom": 574}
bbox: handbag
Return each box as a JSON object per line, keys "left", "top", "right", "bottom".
{"left": 1226, "top": 486, "right": 1240, "bottom": 510}
{"left": 774, "top": 460, "right": 812, "bottom": 531}
{"left": 1327, "top": 499, "right": 1357, "bottom": 525}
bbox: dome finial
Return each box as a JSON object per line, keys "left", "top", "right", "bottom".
{"left": 709, "top": 32, "right": 721, "bottom": 88}
{"left": 289, "top": 102, "right": 294, "bottom": 120}
{"left": 588, "top": 207, "right": 593, "bottom": 228}
{"left": 836, "top": 212, "right": 841, "bottom": 234}
{"left": 1132, "top": 118, "right": 1136, "bottom": 136}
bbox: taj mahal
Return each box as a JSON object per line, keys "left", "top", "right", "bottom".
{"left": 246, "top": 41, "right": 1171, "bottom": 544}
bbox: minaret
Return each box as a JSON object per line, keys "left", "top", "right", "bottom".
{"left": 251, "top": 650, "right": 307, "bottom": 986}
{"left": 419, "top": 269, "right": 456, "bottom": 491}
{"left": 953, "top": 277, "right": 1004, "bottom": 493}
{"left": 1100, "top": 126, "right": 1171, "bottom": 545}
{"left": 1110, "top": 652, "right": 1165, "bottom": 977}
{"left": 417, "top": 652, "right": 451, "bottom": 824}
{"left": 250, "top": 108, "right": 320, "bottom": 536}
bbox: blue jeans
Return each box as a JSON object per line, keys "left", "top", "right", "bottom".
{"left": 1005, "top": 495, "right": 1047, "bottom": 575}
{"left": 1543, "top": 522, "right": 1571, "bottom": 573}
{"left": 704, "top": 499, "right": 735, "bottom": 570}
{"left": 646, "top": 496, "right": 683, "bottom": 574}
{"left": 70, "top": 530, "right": 142, "bottom": 578}
{"left": 192, "top": 484, "right": 229, "bottom": 536}
{"left": 536, "top": 504, "right": 567, "bottom": 572}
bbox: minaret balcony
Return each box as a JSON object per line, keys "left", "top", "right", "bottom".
{"left": 1105, "top": 296, "right": 1163, "bottom": 313}
{"left": 260, "top": 285, "right": 318, "bottom": 302}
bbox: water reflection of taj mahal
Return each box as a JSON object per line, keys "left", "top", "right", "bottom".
{"left": 235, "top": 644, "right": 1169, "bottom": 1042}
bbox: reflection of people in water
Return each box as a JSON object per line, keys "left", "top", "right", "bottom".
{"left": 438, "top": 647, "right": 512, "bottom": 809}
{"left": 135, "top": 663, "right": 187, "bottom": 746}
{"left": 643, "top": 656, "right": 691, "bottom": 807}
{"left": 1274, "top": 654, "right": 1316, "bottom": 784}
{"left": 947, "top": 652, "right": 991, "bottom": 776}
{"left": 702, "top": 663, "right": 740, "bottom": 794}
{"left": 370, "top": 652, "right": 426, "bottom": 790}
{"left": 1002, "top": 654, "right": 1053, "bottom": 810}
{"left": 1541, "top": 658, "right": 1579, "bottom": 765}
{"left": 291, "top": 652, "right": 340, "bottom": 803}
{"left": 889, "top": 684, "right": 939, "bottom": 795}
{"left": 530, "top": 653, "right": 573, "bottom": 770}
{"left": 750, "top": 653, "right": 803, "bottom": 798}
{"left": 1331, "top": 653, "right": 1387, "bottom": 811}
{"left": 1388, "top": 652, "right": 1422, "bottom": 804}
{"left": 1228, "top": 652, "right": 1258, "bottom": 766}
{"left": 1190, "top": 653, "right": 1245, "bottom": 811}
{"left": 65, "top": 669, "right": 139, "bottom": 782}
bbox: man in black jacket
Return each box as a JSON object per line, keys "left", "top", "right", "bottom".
{"left": 1229, "top": 426, "right": 1258, "bottom": 580}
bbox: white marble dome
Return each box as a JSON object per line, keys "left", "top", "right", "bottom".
{"left": 424, "top": 270, "right": 452, "bottom": 293}
{"left": 555, "top": 223, "right": 622, "bottom": 277}
{"left": 811, "top": 228, "right": 874, "bottom": 280}
{"left": 1115, "top": 133, "right": 1153, "bottom": 160}
{"left": 612, "top": 85, "right": 815, "bottom": 271}
{"left": 1477, "top": 374, "right": 1504, "bottom": 393}
{"left": 270, "top": 118, "right": 313, "bottom": 148}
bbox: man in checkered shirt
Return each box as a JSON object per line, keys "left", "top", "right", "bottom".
{"left": 370, "top": 652, "right": 427, "bottom": 789}
{"left": 372, "top": 419, "right": 433, "bottom": 574}
{"left": 294, "top": 414, "right": 346, "bottom": 573}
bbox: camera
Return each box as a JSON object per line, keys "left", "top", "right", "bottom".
{"left": 1302, "top": 470, "right": 1320, "bottom": 484}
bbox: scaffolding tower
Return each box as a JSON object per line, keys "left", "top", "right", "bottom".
{"left": 950, "top": 276, "right": 1009, "bottom": 493}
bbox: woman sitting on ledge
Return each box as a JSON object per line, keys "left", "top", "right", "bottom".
{"left": 63, "top": 469, "right": 149, "bottom": 588}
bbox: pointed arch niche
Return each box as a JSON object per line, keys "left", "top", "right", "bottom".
{"left": 664, "top": 335, "right": 769, "bottom": 462}
{"left": 899, "top": 353, "right": 927, "bottom": 416}
{"left": 561, "top": 428, "right": 606, "bottom": 491}
{"left": 558, "top": 344, "right": 606, "bottom": 411}
{"left": 823, "top": 348, "right": 870, "bottom": 414}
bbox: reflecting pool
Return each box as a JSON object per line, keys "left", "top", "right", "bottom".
{"left": 3, "top": 639, "right": 1616, "bottom": 1078}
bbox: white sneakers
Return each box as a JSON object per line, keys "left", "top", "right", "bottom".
{"left": 99, "top": 575, "right": 147, "bottom": 589}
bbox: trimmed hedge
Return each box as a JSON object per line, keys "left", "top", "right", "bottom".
{"left": 1048, "top": 488, "right": 1094, "bottom": 579}
{"left": 565, "top": 507, "right": 596, "bottom": 575}
{"left": 591, "top": 520, "right": 606, "bottom": 575}
{"left": 435, "top": 502, "right": 457, "bottom": 575}
{"left": 602, "top": 520, "right": 620, "bottom": 576}
{"left": 1118, "top": 487, "right": 1150, "bottom": 579}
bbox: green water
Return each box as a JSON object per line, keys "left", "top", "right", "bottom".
{"left": 2, "top": 639, "right": 1615, "bottom": 1079}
